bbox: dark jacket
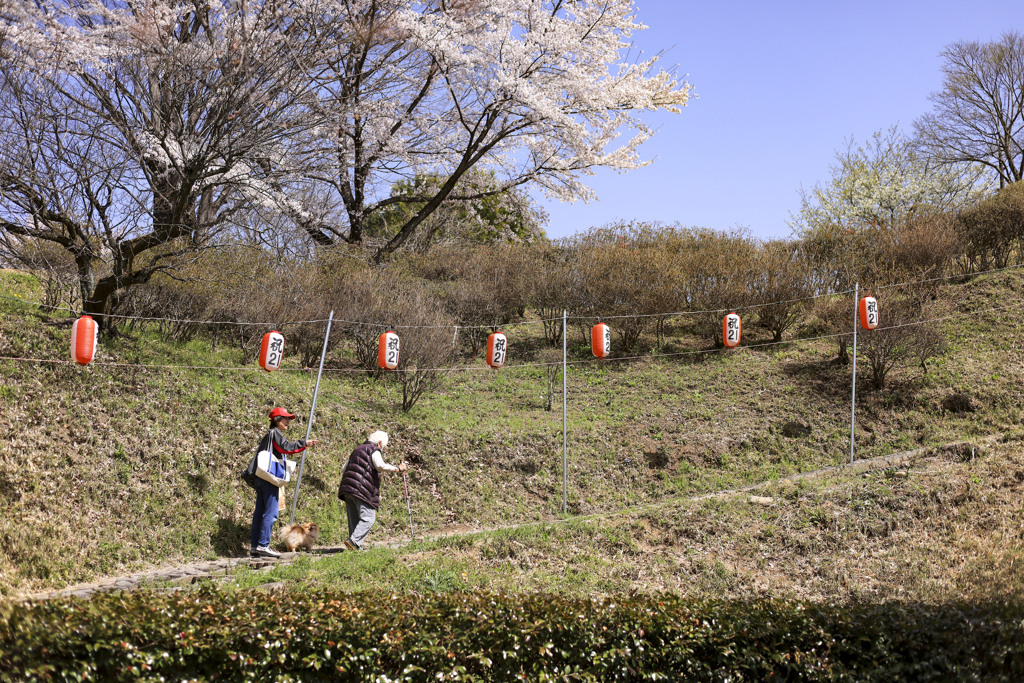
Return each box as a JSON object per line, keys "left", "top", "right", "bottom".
{"left": 262, "top": 428, "right": 308, "bottom": 460}
{"left": 337, "top": 441, "right": 382, "bottom": 509}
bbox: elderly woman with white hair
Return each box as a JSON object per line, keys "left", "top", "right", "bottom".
{"left": 336, "top": 431, "right": 408, "bottom": 550}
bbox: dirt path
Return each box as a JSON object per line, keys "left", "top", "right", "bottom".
{"left": 19, "top": 436, "right": 999, "bottom": 601}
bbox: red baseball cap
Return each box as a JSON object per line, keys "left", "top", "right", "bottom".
{"left": 269, "top": 407, "right": 297, "bottom": 420}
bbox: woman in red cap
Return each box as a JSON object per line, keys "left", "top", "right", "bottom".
{"left": 248, "top": 407, "right": 319, "bottom": 557}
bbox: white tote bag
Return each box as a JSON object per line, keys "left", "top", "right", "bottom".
{"left": 255, "top": 436, "right": 288, "bottom": 488}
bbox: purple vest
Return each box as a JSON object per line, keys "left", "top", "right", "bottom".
{"left": 337, "top": 442, "right": 382, "bottom": 509}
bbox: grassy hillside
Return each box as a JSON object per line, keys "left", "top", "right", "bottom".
{"left": 1, "top": 267, "right": 1022, "bottom": 596}
{"left": 228, "top": 439, "right": 1024, "bottom": 603}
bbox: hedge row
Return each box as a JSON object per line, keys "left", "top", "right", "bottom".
{"left": 2, "top": 587, "right": 1022, "bottom": 682}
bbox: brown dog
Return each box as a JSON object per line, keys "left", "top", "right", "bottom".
{"left": 279, "top": 522, "right": 320, "bottom": 552}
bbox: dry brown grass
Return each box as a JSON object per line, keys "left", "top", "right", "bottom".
{"left": 320, "top": 441, "right": 1024, "bottom": 603}
{"left": 2, "top": 267, "right": 1024, "bottom": 600}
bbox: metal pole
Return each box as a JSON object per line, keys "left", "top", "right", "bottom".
{"left": 288, "top": 310, "right": 334, "bottom": 526}
{"left": 562, "top": 309, "right": 567, "bottom": 515}
{"left": 402, "top": 471, "right": 415, "bottom": 541}
{"left": 850, "top": 284, "right": 858, "bottom": 465}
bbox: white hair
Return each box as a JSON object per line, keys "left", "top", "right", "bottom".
{"left": 368, "top": 431, "right": 389, "bottom": 448}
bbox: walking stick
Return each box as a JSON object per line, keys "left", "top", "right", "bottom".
{"left": 402, "top": 470, "right": 415, "bottom": 542}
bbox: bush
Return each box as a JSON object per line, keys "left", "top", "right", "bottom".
{"left": 116, "top": 272, "right": 215, "bottom": 343}
{"left": 528, "top": 244, "right": 570, "bottom": 347}
{"left": 408, "top": 244, "right": 535, "bottom": 355}
{"left": 956, "top": 181, "right": 1024, "bottom": 271}
{"left": 560, "top": 222, "right": 690, "bottom": 352}
{"left": 814, "top": 294, "right": 855, "bottom": 364}
{"left": 804, "top": 215, "right": 958, "bottom": 364}
{"left": 680, "top": 227, "right": 758, "bottom": 347}
{"left": 116, "top": 246, "right": 332, "bottom": 361}
{"left": 857, "top": 294, "right": 945, "bottom": 389}
{"left": 876, "top": 211, "right": 962, "bottom": 285}
{"left": 3, "top": 238, "right": 81, "bottom": 315}
{"left": 2, "top": 587, "right": 1023, "bottom": 682}
{"left": 331, "top": 268, "right": 457, "bottom": 411}
{"left": 752, "top": 239, "right": 812, "bottom": 342}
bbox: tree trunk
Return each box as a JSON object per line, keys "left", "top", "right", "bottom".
{"left": 83, "top": 276, "right": 119, "bottom": 331}
{"left": 835, "top": 338, "right": 850, "bottom": 364}
{"left": 75, "top": 250, "right": 97, "bottom": 315}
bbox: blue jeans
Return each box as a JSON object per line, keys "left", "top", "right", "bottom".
{"left": 251, "top": 480, "right": 280, "bottom": 548}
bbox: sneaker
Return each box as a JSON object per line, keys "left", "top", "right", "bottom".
{"left": 344, "top": 540, "right": 358, "bottom": 552}
{"left": 254, "top": 545, "right": 281, "bottom": 558}
{"left": 249, "top": 547, "right": 259, "bottom": 557}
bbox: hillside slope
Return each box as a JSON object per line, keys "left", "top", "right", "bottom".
{"left": 227, "top": 439, "right": 1024, "bottom": 604}
{"left": 1, "top": 268, "right": 1022, "bottom": 596}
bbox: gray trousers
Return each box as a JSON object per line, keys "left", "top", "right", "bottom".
{"left": 343, "top": 496, "right": 377, "bottom": 549}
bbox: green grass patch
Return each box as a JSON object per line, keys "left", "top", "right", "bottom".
{"left": 3, "top": 270, "right": 1024, "bottom": 597}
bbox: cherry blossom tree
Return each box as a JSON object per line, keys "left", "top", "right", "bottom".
{"left": 2, "top": 0, "right": 694, "bottom": 295}
{"left": 286, "top": 0, "right": 693, "bottom": 260}
{"left": 0, "top": 0, "right": 320, "bottom": 325}
{"left": 0, "top": 66, "right": 143, "bottom": 318}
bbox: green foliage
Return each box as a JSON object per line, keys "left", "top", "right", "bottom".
{"left": 365, "top": 172, "right": 547, "bottom": 251}
{"left": 2, "top": 587, "right": 1022, "bottom": 681}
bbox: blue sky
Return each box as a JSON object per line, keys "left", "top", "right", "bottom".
{"left": 538, "top": 0, "right": 1022, "bottom": 241}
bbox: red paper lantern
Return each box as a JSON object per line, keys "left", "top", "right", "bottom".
{"left": 259, "top": 331, "right": 285, "bottom": 372}
{"left": 723, "top": 312, "right": 741, "bottom": 348}
{"left": 378, "top": 331, "right": 400, "bottom": 370}
{"left": 70, "top": 314, "right": 97, "bottom": 365}
{"left": 859, "top": 296, "right": 879, "bottom": 330}
{"left": 591, "top": 323, "right": 611, "bottom": 359}
{"left": 486, "top": 331, "right": 508, "bottom": 368}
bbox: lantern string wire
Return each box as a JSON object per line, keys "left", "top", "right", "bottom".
{"left": 477, "top": 299, "right": 1021, "bottom": 369}
{"left": 0, "top": 262, "right": 1021, "bottom": 330}
{"left": 564, "top": 264, "right": 1024, "bottom": 322}
{"left": 0, "top": 299, "right": 1018, "bottom": 374}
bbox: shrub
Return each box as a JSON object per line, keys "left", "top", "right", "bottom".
{"left": 751, "top": 239, "right": 812, "bottom": 342}
{"left": 287, "top": 247, "right": 365, "bottom": 367}
{"left": 116, "top": 272, "right": 215, "bottom": 343}
{"left": 680, "top": 227, "right": 758, "bottom": 347}
{"left": 389, "top": 287, "right": 459, "bottom": 412}
{"left": 857, "top": 294, "right": 945, "bottom": 389}
{"left": 2, "top": 587, "right": 1023, "bottom": 682}
{"left": 116, "top": 246, "right": 333, "bottom": 361}
{"left": 956, "top": 181, "right": 1024, "bottom": 271}
{"left": 330, "top": 268, "right": 457, "bottom": 411}
{"left": 876, "top": 211, "right": 962, "bottom": 285}
{"left": 408, "top": 244, "right": 534, "bottom": 355}
{"left": 4, "top": 238, "right": 81, "bottom": 315}
{"left": 528, "top": 244, "right": 570, "bottom": 347}
{"left": 537, "top": 347, "right": 563, "bottom": 411}
{"left": 804, "top": 215, "right": 958, "bottom": 363}
{"left": 814, "top": 294, "right": 855, "bottom": 363}
{"left": 561, "top": 222, "right": 688, "bottom": 352}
